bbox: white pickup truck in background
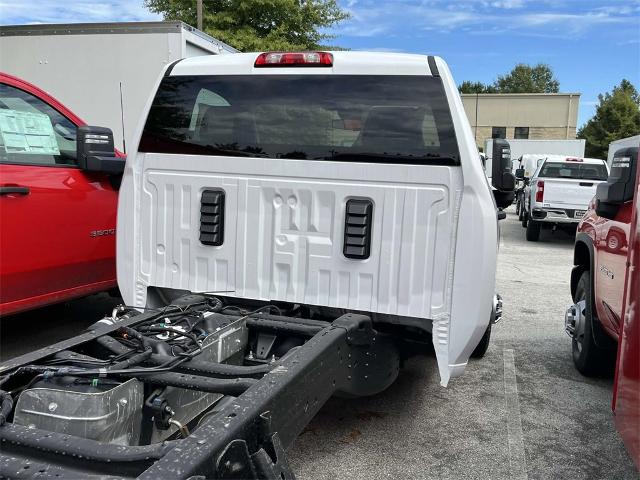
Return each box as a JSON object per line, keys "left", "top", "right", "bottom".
{"left": 521, "top": 155, "right": 609, "bottom": 241}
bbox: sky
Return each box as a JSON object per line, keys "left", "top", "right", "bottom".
{"left": 0, "top": 0, "right": 639, "bottom": 127}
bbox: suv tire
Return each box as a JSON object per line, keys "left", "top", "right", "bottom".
{"left": 572, "top": 270, "right": 613, "bottom": 376}
{"left": 525, "top": 218, "right": 541, "bottom": 241}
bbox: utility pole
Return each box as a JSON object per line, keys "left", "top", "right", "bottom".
{"left": 197, "top": 0, "right": 203, "bottom": 30}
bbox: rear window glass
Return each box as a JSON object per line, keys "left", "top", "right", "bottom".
{"left": 538, "top": 162, "right": 608, "bottom": 180}
{"left": 139, "top": 75, "right": 460, "bottom": 165}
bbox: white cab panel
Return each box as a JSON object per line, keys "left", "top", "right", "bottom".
{"left": 130, "top": 154, "right": 462, "bottom": 322}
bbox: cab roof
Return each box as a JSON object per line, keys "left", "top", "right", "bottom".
{"left": 169, "top": 51, "right": 441, "bottom": 77}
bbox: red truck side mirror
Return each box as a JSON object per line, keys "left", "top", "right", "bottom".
{"left": 77, "top": 126, "right": 125, "bottom": 175}
{"left": 595, "top": 147, "right": 638, "bottom": 219}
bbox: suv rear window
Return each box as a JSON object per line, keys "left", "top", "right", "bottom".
{"left": 139, "top": 75, "right": 459, "bottom": 165}
{"left": 538, "top": 162, "right": 608, "bottom": 180}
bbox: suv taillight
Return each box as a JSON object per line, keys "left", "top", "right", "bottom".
{"left": 535, "top": 180, "right": 545, "bottom": 202}
{"left": 254, "top": 52, "right": 333, "bottom": 67}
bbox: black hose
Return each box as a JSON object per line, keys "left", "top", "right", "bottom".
{"left": 52, "top": 350, "right": 119, "bottom": 366}
{"left": 117, "top": 326, "right": 153, "bottom": 350}
{"left": 0, "top": 390, "right": 13, "bottom": 426}
{"left": 49, "top": 356, "right": 189, "bottom": 378}
{"left": 251, "top": 312, "right": 331, "bottom": 328}
{"left": 117, "top": 371, "right": 256, "bottom": 395}
{"left": 206, "top": 295, "right": 224, "bottom": 312}
{"left": 129, "top": 303, "right": 210, "bottom": 329}
{"left": 97, "top": 334, "right": 175, "bottom": 358}
{"left": 245, "top": 317, "right": 324, "bottom": 336}
{"left": 148, "top": 354, "right": 272, "bottom": 378}
{"left": 20, "top": 350, "right": 189, "bottom": 379}
{"left": 0, "top": 423, "right": 176, "bottom": 463}
{"left": 99, "top": 339, "right": 271, "bottom": 378}
{"left": 136, "top": 326, "right": 200, "bottom": 348}
{"left": 96, "top": 335, "right": 132, "bottom": 355}
{"left": 108, "top": 349, "right": 152, "bottom": 370}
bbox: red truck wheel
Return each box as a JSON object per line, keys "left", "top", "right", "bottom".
{"left": 572, "top": 271, "right": 612, "bottom": 376}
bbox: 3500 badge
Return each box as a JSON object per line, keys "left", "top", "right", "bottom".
{"left": 90, "top": 228, "right": 116, "bottom": 237}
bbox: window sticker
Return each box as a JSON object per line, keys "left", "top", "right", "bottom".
{"left": 0, "top": 109, "right": 60, "bottom": 155}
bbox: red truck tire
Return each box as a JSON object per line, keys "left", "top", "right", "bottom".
{"left": 572, "top": 271, "right": 614, "bottom": 376}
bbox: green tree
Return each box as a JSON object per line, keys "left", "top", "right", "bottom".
{"left": 578, "top": 79, "right": 640, "bottom": 159}
{"left": 458, "top": 80, "right": 497, "bottom": 94}
{"left": 458, "top": 63, "right": 559, "bottom": 94}
{"left": 144, "top": 0, "right": 349, "bottom": 51}
{"left": 494, "top": 63, "right": 559, "bottom": 93}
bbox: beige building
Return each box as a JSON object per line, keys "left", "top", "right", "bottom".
{"left": 461, "top": 93, "right": 581, "bottom": 148}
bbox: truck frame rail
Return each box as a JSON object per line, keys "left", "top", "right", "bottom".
{"left": 0, "top": 296, "right": 400, "bottom": 479}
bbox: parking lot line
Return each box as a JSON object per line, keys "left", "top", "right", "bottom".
{"left": 504, "top": 348, "right": 528, "bottom": 480}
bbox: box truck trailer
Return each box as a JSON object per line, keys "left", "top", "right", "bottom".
{"left": 608, "top": 135, "right": 640, "bottom": 167}
{"left": 484, "top": 138, "right": 586, "bottom": 168}
{"left": 0, "top": 21, "right": 237, "bottom": 152}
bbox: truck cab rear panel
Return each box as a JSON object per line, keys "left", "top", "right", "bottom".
{"left": 134, "top": 155, "right": 459, "bottom": 319}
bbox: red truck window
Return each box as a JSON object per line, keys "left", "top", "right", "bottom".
{"left": 0, "top": 83, "right": 78, "bottom": 167}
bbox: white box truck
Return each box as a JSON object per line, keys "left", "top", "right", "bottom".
{"left": 608, "top": 135, "right": 640, "bottom": 167}
{"left": 484, "top": 138, "right": 586, "bottom": 169}
{"left": 0, "top": 21, "right": 237, "bottom": 151}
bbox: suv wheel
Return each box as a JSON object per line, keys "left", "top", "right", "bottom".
{"left": 521, "top": 209, "right": 528, "bottom": 227}
{"left": 572, "top": 270, "right": 614, "bottom": 376}
{"left": 525, "top": 218, "right": 540, "bottom": 241}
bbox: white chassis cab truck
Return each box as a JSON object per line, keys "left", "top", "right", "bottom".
{"left": 521, "top": 155, "right": 609, "bottom": 241}
{"left": 0, "top": 52, "right": 507, "bottom": 479}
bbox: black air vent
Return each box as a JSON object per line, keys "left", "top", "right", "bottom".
{"left": 344, "top": 199, "right": 373, "bottom": 259}
{"left": 200, "top": 189, "right": 225, "bottom": 246}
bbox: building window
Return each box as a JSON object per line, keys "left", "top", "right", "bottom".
{"left": 491, "top": 127, "right": 506, "bottom": 139}
{"left": 514, "top": 127, "right": 529, "bottom": 139}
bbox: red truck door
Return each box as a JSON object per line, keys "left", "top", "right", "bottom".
{"left": 612, "top": 147, "right": 640, "bottom": 470}
{"left": 0, "top": 81, "right": 117, "bottom": 316}
{"left": 593, "top": 202, "right": 632, "bottom": 336}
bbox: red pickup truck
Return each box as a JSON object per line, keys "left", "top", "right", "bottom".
{"left": 0, "top": 73, "right": 122, "bottom": 316}
{"left": 566, "top": 145, "right": 639, "bottom": 468}
{"left": 613, "top": 149, "right": 640, "bottom": 470}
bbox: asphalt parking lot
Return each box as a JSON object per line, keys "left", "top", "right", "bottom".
{"left": 0, "top": 206, "right": 636, "bottom": 479}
